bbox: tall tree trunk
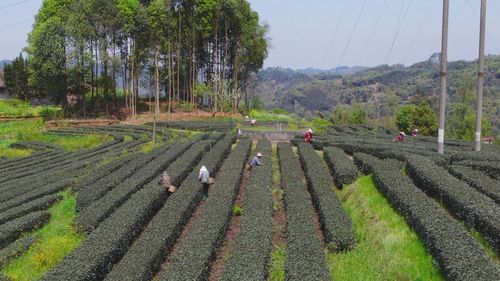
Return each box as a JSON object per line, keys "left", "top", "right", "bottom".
{"left": 232, "top": 50, "right": 239, "bottom": 114}
{"left": 213, "top": 26, "right": 219, "bottom": 113}
{"left": 95, "top": 42, "right": 100, "bottom": 108}
{"left": 130, "top": 39, "right": 135, "bottom": 118}
{"left": 103, "top": 40, "right": 109, "bottom": 117}
{"left": 155, "top": 48, "right": 160, "bottom": 115}
{"left": 168, "top": 38, "right": 172, "bottom": 114}
{"left": 122, "top": 41, "right": 128, "bottom": 111}
{"left": 176, "top": 11, "right": 181, "bottom": 104}
{"left": 112, "top": 39, "right": 117, "bottom": 107}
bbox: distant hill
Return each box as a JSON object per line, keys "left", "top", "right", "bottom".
{"left": 296, "top": 66, "right": 368, "bottom": 76}
{"left": 249, "top": 54, "right": 500, "bottom": 129}
{"left": 0, "top": 60, "right": 12, "bottom": 69}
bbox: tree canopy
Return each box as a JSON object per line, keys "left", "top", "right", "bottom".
{"left": 11, "top": 0, "right": 269, "bottom": 117}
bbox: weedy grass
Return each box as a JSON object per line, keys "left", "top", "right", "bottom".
{"left": 0, "top": 148, "right": 32, "bottom": 159}
{"left": 329, "top": 176, "right": 443, "bottom": 281}
{"left": 2, "top": 190, "right": 85, "bottom": 281}
{"left": 268, "top": 144, "right": 285, "bottom": 281}
{"left": 267, "top": 245, "right": 285, "bottom": 281}
{"left": 0, "top": 100, "right": 61, "bottom": 118}
{"left": 140, "top": 140, "right": 164, "bottom": 153}
{"left": 0, "top": 119, "right": 112, "bottom": 155}
{"left": 470, "top": 229, "right": 500, "bottom": 265}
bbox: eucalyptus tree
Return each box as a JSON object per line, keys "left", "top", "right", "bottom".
{"left": 24, "top": 0, "right": 268, "bottom": 116}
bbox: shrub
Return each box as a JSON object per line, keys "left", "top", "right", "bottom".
{"left": 156, "top": 139, "right": 251, "bottom": 281}
{"left": 40, "top": 135, "right": 229, "bottom": 281}
{"left": 219, "top": 139, "right": 273, "bottom": 281}
{"left": 77, "top": 139, "right": 206, "bottom": 233}
{"left": 297, "top": 143, "right": 356, "bottom": 251}
{"left": 76, "top": 150, "right": 167, "bottom": 211}
{"left": 231, "top": 205, "right": 243, "bottom": 216}
{"left": 353, "top": 152, "right": 500, "bottom": 280}
{"left": 39, "top": 106, "right": 63, "bottom": 121}
{"left": 448, "top": 165, "right": 500, "bottom": 205}
{"left": 406, "top": 156, "right": 500, "bottom": 254}
{"left": 323, "top": 146, "right": 358, "bottom": 188}
{"left": 277, "top": 142, "right": 331, "bottom": 281}
{"left": 104, "top": 134, "right": 237, "bottom": 281}
{"left": 454, "top": 160, "right": 500, "bottom": 180}
{"left": 0, "top": 179, "right": 73, "bottom": 213}
{"left": 0, "top": 194, "right": 61, "bottom": 225}
{"left": 0, "top": 236, "right": 39, "bottom": 268}
{"left": 0, "top": 211, "right": 50, "bottom": 248}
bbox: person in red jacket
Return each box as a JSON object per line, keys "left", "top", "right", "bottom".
{"left": 304, "top": 128, "right": 314, "bottom": 143}
{"left": 393, "top": 131, "right": 406, "bottom": 142}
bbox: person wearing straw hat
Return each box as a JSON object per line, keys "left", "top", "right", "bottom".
{"left": 161, "top": 171, "right": 175, "bottom": 193}
{"left": 393, "top": 131, "right": 406, "bottom": 142}
{"left": 304, "top": 128, "right": 314, "bottom": 143}
{"left": 411, "top": 128, "right": 419, "bottom": 137}
{"left": 249, "top": 152, "right": 264, "bottom": 168}
{"left": 198, "top": 165, "right": 210, "bottom": 200}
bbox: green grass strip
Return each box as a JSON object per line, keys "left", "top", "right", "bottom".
{"left": 268, "top": 144, "right": 285, "bottom": 281}
{"left": 2, "top": 190, "right": 85, "bottom": 281}
{"left": 329, "top": 176, "right": 443, "bottom": 281}
{"left": 267, "top": 245, "right": 285, "bottom": 281}
{"left": 0, "top": 119, "right": 112, "bottom": 154}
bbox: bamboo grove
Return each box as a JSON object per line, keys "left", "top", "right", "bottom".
{"left": 21, "top": 0, "right": 268, "bottom": 116}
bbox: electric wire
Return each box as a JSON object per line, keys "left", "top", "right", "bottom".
{"left": 0, "top": 0, "right": 31, "bottom": 11}
{"left": 493, "top": 0, "right": 500, "bottom": 19}
{"left": 0, "top": 18, "right": 34, "bottom": 31}
{"left": 465, "top": 0, "right": 500, "bottom": 53}
{"left": 428, "top": 0, "right": 468, "bottom": 56}
{"left": 402, "top": 0, "right": 437, "bottom": 64}
{"left": 356, "top": 0, "right": 388, "bottom": 66}
{"left": 336, "top": 0, "right": 368, "bottom": 69}
{"left": 321, "top": 0, "right": 349, "bottom": 69}
{"left": 384, "top": 0, "right": 414, "bottom": 65}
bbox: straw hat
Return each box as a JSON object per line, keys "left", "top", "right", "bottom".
{"left": 256, "top": 152, "right": 263, "bottom": 157}
{"left": 307, "top": 128, "right": 313, "bottom": 133}
{"left": 400, "top": 132, "right": 406, "bottom": 136}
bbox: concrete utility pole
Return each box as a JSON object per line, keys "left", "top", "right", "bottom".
{"left": 438, "top": 0, "right": 449, "bottom": 154}
{"left": 475, "top": 0, "right": 487, "bottom": 151}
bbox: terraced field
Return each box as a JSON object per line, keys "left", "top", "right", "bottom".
{"left": 1, "top": 121, "right": 499, "bottom": 281}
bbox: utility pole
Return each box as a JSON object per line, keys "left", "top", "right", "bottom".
{"left": 475, "top": 0, "right": 487, "bottom": 151}
{"left": 438, "top": 0, "right": 449, "bottom": 154}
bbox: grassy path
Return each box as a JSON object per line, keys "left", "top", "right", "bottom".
{"left": 328, "top": 176, "right": 443, "bottom": 281}
{"left": 2, "top": 191, "right": 84, "bottom": 281}
{"left": 267, "top": 143, "right": 285, "bottom": 281}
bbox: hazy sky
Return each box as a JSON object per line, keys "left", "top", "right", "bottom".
{"left": 1, "top": 0, "right": 500, "bottom": 69}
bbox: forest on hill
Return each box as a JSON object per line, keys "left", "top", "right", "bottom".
{"left": 249, "top": 54, "right": 500, "bottom": 133}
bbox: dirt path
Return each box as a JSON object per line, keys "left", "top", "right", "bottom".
{"left": 207, "top": 141, "right": 255, "bottom": 281}
{"left": 271, "top": 143, "right": 286, "bottom": 248}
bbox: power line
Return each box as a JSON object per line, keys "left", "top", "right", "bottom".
{"left": 428, "top": 0, "right": 468, "bottom": 55}
{"left": 402, "top": 0, "right": 436, "bottom": 64}
{"left": 0, "top": 0, "right": 31, "bottom": 11}
{"left": 465, "top": 0, "right": 500, "bottom": 53}
{"left": 0, "top": 18, "right": 34, "bottom": 31}
{"left": 356, "top": 0, "right": 387, "bottom": 66}
{"left": 493, "top": 0, "right": 500, "bottom": 19}
{"left": 321, "top": 0, "right": 349, "bottom": 69}
{"left": 382, "top": 0, "right": 405, "bottom": 65}
{"left": 336, "top": 0, "right": 368, "bottom": 68}
{"left": 384, "top": 0, "right": 414, "bottom": 65}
